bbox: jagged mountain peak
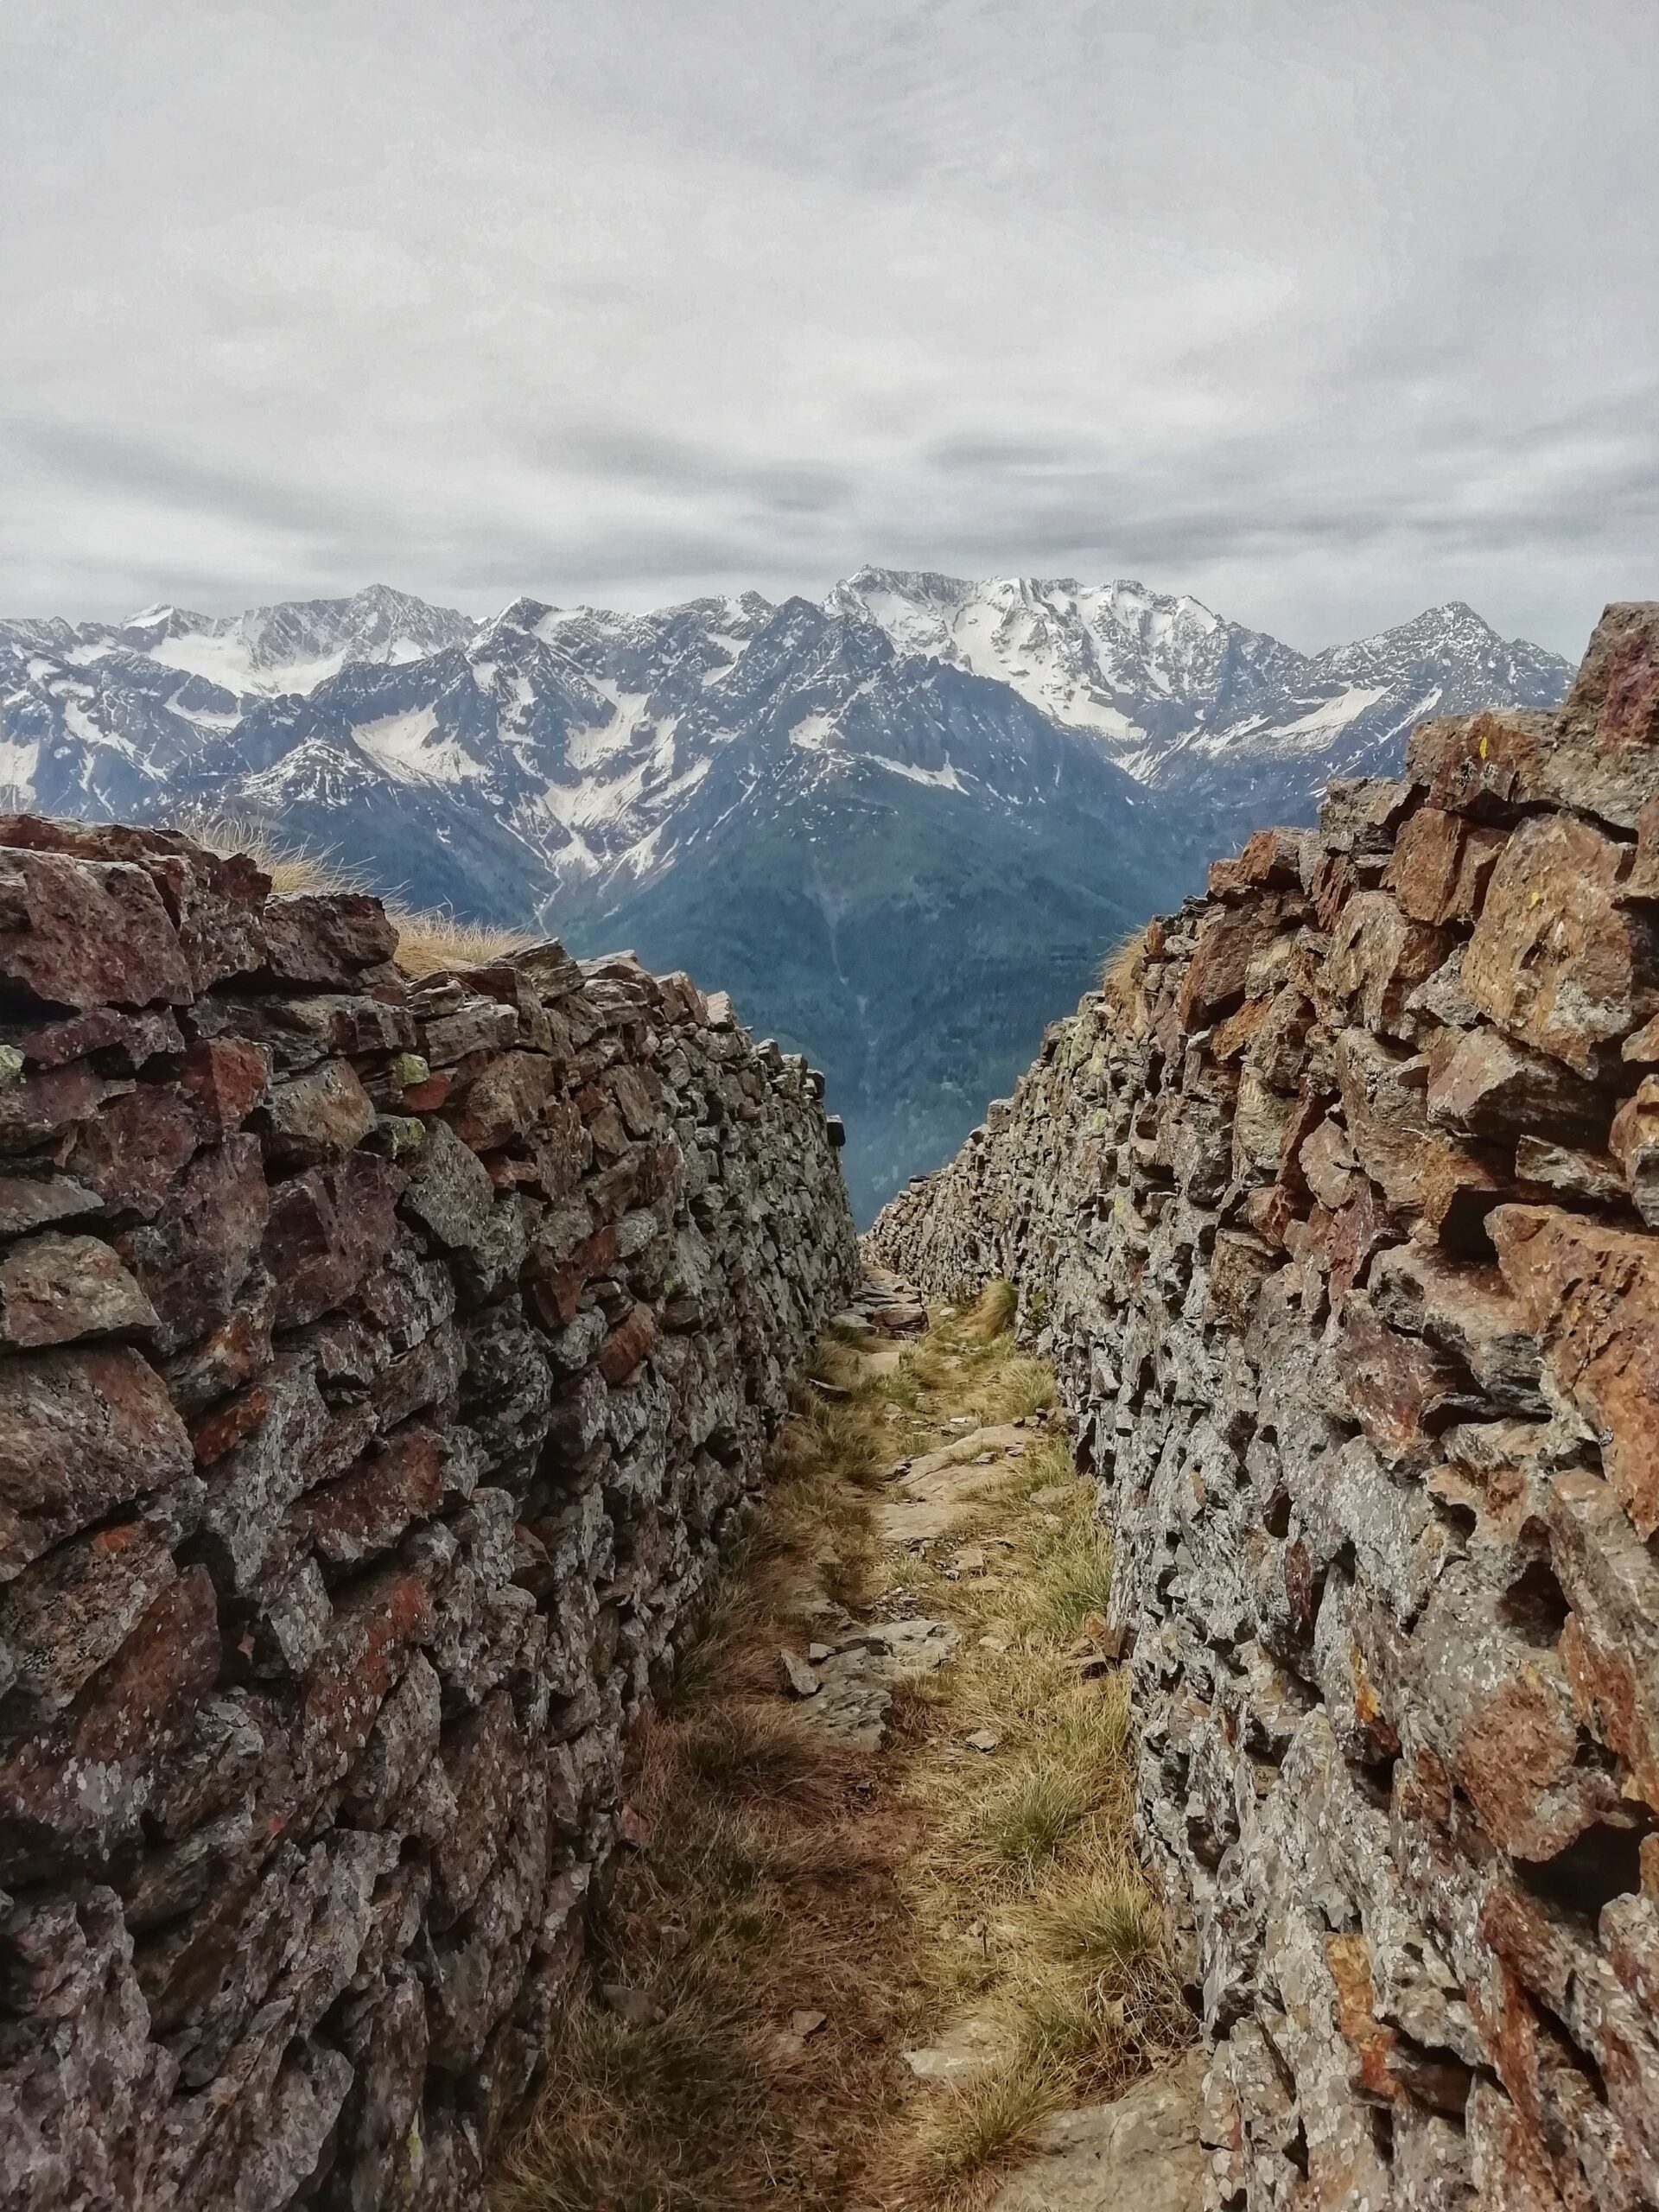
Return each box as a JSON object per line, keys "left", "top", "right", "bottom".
{"left": 119, "top": 601, "right": 219, "bottom": 637}
{"left": 1329, "top": 598, "right": 1499, "bottom": 655}
{"left": 1313, "top": 599, "right": 1565, "bottom": 698}
{"left": 480, "top": 594, "right": 559, "bottom": 641}
{"left": 830, "top": 566, "right": 1266, "bottom": 754}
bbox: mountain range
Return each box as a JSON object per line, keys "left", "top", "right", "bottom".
{"left": 0, "top": 571, "right": 1571, "bottom": 1216}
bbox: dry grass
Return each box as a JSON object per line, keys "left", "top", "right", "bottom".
{"left": 496, "top": 1363, "right": 924, "bottom": 2212}
{"left": 497, "top": 1726, "right": 907, "bottom": 2212}
{"left": 384, "top": 904, "right": 534, "bottom": 976}
{"left": 496, "top": 1298, "right": 1190, "bottom": 2212}
{"left": 169, "top": 809, "right": 536, "bottom": 976}
{"left": 964, "top": 1278, "right": 1017, "bottom": 1344}
{"left": 852, "top": 1306, "right": 1189, "bottom": 2208}
{"left": 1098, "top": 925, "right": 1148, "bottom": 1011}
{"left": 862, "top": 1294, "right": 1055, "bottom": 1440}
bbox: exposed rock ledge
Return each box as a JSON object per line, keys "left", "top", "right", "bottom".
{"left": 0, "top": 816, "right": 858, "bottom": 2209}
{"left": 871, "top": 603, "right": 1659, "bottom": 2210}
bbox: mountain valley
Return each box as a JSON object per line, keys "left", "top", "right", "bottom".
{"left": 0, "top": 571, "right": 1571, "bottom": 1214}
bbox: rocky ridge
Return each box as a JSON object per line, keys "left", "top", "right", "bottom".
{"left": 871, "top": 602, "right": 1659, "bottom": 2209}
{"left": 2, "top": 575, "right": 1570, "bottom": 1219}
{"left": 0, "top": 817, "right": 857, "bottom": 2210}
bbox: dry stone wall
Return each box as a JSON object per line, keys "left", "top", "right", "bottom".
{"left": 872, "top": 605, "right": 1659, "bottom": 2210}
{"left": 0, "top": 817, "right": 858, "bottom": 2211}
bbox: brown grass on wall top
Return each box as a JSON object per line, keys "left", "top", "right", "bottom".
{"left": 168, "top": 808, "right": 536, "bottom": 975}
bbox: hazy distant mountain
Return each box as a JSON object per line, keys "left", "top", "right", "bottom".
{"left": 0, "top": 572, "right": 1570, "bottom": 1215}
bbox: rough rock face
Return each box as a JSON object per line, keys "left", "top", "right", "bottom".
{"left": 871, "top": 606, "right": 1659, "bottom": 2211}
{"left": 0, "top": 817, "right": 858, "bottom": 2211}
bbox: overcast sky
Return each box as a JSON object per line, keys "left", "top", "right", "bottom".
{"left": 2, "top": 1, "right": 1654, "bottom": 654}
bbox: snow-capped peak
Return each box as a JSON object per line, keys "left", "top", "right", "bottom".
{"left": 828, "top": 568, "right": 1255, "bottom": 753}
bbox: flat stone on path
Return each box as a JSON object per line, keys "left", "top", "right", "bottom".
{"left": 880, "top": 1423, "right": 1034, "bottom": 1546}
{"left": 987, "top": 2050, "right": 1207, "bottom": 2211}
{"left": 1027, "top": 1482, "right": 1074, "bottom": 1508}
{"left": 796, "top": 1616, "right": 959, "bottom": 1749}
{"left": 902, "top": 2013, "right": 1007, "bottom": 2082}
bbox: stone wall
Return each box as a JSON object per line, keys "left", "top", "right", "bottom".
{"left": 0, "top": 817, "right": 858, "bottom": 2210}
{"left": 871, "top": 605, "right": 1659, "bottom": 2209}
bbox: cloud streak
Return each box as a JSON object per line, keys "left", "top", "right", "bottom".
{"left": 2, "top": 0, "right": 1655, "bottom": 653}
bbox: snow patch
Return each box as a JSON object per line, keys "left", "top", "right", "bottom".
{"left": 1194, "top": 683, "right": 1390, "bottom": 754}
{"left": 789, "top": 710, "right": 840, "bottom": 753}
{"left": 0, "top": 733, "right": 40, "bottom": 799}
{"left": 868, "top": 754, "right": 969, "bottom": 793}
{"left": 354, "top": 703, "right": 480, "bottom": 784}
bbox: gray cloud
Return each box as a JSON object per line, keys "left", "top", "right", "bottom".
{"left": 1, "top": 0, "right": 1655, "bottom": 655}
{"left": 4, "top": 417, "right": 362, "bottom": 538}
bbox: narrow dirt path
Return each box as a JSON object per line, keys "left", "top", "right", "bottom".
{"left": 497, "top": 1273, "right": 1196, "bottom": 2212}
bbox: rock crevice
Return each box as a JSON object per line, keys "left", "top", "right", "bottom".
{"left": 872, "top": 604, "right": 1659, "bottom": 2210}
{"left": 0, "top": 817, "right": 858, "bottom": 2210}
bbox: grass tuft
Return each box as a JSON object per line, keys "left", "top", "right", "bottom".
{"left": 977, "top": 1355, "right": 1058, "bottom": 1424}
{"left": 384, "top": 902, "right": 534, "bottom": 976}
{"left": 1028, "top": 1870, "right": 1158, "bottom": 1981}
{"left": 1098, "top": 925, "right": 1148, "bottom": 1008}
{"left": 168, "top": 810, "right": 536, "bottom": 977}
{"left": 966, "top": 1278, "right": 1018, "bottom": 1343}
{"left": 971, "top": 1760, "right": 1101, "bottom": 1875}
{"left": 900, "top": 2063, "right": 1062, "bottom": 2197}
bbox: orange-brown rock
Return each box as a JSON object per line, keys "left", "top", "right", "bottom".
{"left": 300, "top": 1427, "right": 445, "bottom": 1569}
{"left": 1462, "top": 813, "right": 1659, "bottom": 1076}
{"left": 1425, "top": 1024, "right": 1605, "bottom": 1145}
{"left": 1179, "top": 895, "right": 1298, "bottom": 1030}
{"left": 1333, "top": 1030, "right": 1435, "bottom": 1209}
{"left": 1548, "top": 1467, "right": 1659, "bottom": 1813}
{"left": 179, "top": 1037, "right": 270, "bottom": 1136}
{"left": 1207, "top": 826, "right": 1309, "bottom": 900}
{"left": 1320, "top": 891, "right": 1450, "bottom": 1039}
{"left": 1327, "top": 1294, "right": 1467, "bottom": 1465}
{"left": 597, "top": 1301, "right": 657, "bottom": 1384}
{"left": 1610, "top": 1074, "right": 1659, "bottom": 1224}
{"left": 1491, "top": 1205, "right": 1659, "bottom": 1535}
{"left": 1382, "top": 804, "right": 1506, "bottom": 925}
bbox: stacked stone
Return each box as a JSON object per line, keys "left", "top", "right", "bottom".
{"left": 0, "top": 816, "right": 858, "bottom": 2211}
{"left": 871, "top": 605, "right": 1659, "bottom": 2210}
